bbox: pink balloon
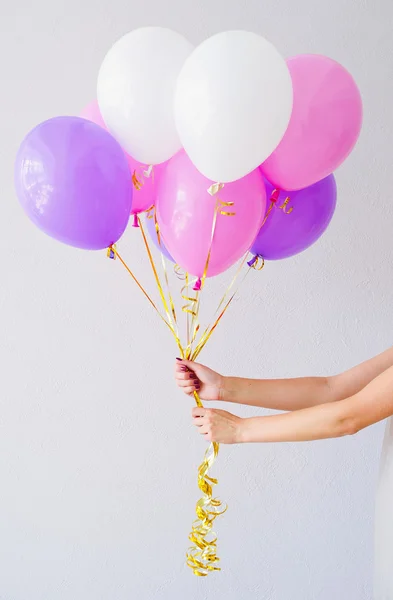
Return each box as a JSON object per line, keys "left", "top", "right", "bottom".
{"left": 80, "top": 100, "right": 165, "bottom": 215}
{"left": 261, "top": 55, "right": 362, "bottom": 190}
{"left": 156, "top": 152, "right": 266, "bottom": 279}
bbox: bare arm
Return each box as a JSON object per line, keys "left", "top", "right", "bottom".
{"left": 193, "top": 364, "right": 393, "bottom": 444}
{"left": 224, "top": 346, "right": 393, "bottom": 411}
{"left": 176, "top": 346, "right": 393, "bottom": 411}
{"left": 240, "top": 363, "right": 393, "bottom": 442}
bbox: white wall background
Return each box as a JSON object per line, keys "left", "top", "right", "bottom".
{"left": 1, "top": 1, "right": 392, "bottom": 599}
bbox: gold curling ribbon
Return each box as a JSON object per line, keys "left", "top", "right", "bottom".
{"left": 109, "top": 181, "right": 260, "bottom": 577}
{"left": 186, "top": 419, "right": 227, "bottom": 577}
{"left": 148, "top": 209, "right": 180, "bottom": 335}
{"left": 132, "top": 164, "right": 154, "bottom": 190}
{"left": 185, "top": 183, "right": 238, "bottom": 573}
{"left": 251, "top": 256, "right": 265, "bottom": 271}
{"left": 174, "top": 264, "right": 187, "bottom": 281}
{"left": 262, "top": 189, "right": 294, "bottom": 227}
{"left": 278, "top": 196, "right": 293, "bottom": 214}
{"left": 198, "top": 183, "right": 235, "bottom": 291}
{"left": 138, "top": 215, "right": 179, "bottom": 338}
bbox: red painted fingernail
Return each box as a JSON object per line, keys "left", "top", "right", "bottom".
{"left": 176, "top": 357, "right": 182, "bottom": 361}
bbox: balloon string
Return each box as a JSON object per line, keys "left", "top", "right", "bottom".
{"left": 139, "top": 211, "right": 180, "bottom": 338}
{"left": 108, "top": 185, "right": 260, "bottom": 576}
{"left": 137, "top": 214, "right": 180, "bottom": 338}
{"left": 191, "top": 261, "right": 254, "bottom": 362}
{"left": 186, "top": 182, "right": 235, "bottom": 357}
{"left": 108, "top": 245, "right": 183, "bottom": 354}
{"left": 135, "top": 209, "right": 227, "bottom": 574}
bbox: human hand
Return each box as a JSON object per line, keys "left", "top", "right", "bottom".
{"left": 174, "top": 359, "right": 224, "bottom": 401}
{"left": 192, "top": 407, "right": 244, "bottom": 444}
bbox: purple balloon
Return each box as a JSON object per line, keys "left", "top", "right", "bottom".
{"left": 145, "top": 214, "right": 174, "bottom": 262}
{"left": 15, "top": 116, "right": 133, "bottom": 250}
{"left": 251, "top": 175, "right": 337, "bottom": 261}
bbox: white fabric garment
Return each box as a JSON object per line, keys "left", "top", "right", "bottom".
{"left": 374, "top": 417, "right": 393, "bottom": 599}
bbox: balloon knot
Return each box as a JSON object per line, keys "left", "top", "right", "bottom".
{"left": 107, "top": 246, "right": 116, "bottom": 260}
{"left": 193, "top": 278, "right": 202, "bottom": 291}
{"left": 271, "top": 189, "right": 280, "bottom": 203}
{"left": 132, "top": 213, "right": 139, "bottom": 228}
{"left": 247, "top": 255, "right": 258, "bottom": 267}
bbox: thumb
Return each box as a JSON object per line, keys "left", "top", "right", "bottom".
{"left": 175, "top": 358, "right": 199, "bottom": 373}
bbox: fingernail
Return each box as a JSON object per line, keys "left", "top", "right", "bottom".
{"left": 176, "top": 357, "right": 182, "bottom": 361}
{"left": 180, "top": 366, "right": 187, "bottom": 371}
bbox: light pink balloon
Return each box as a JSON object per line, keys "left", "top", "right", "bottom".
{"left": 156, "top": 151, "right": 266, "bottom": 279}
{"left": 80, "top": 100, "right": 165, "bottom": 215}
{"left": 261, "top": 55, "right": 362, "bottom": 191}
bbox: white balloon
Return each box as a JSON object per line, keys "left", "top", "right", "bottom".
{"left": 97, "top": 27, "right": 193, "bottom": 165}
{"left": 174, "top": 31, "right": 293, "bottom": 183}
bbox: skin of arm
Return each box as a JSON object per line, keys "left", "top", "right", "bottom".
{"left": 192, "top": 364, "right": 393, "bottom": 444}
{"left": 176, "top": 345, "right": 393, "bottom": 411}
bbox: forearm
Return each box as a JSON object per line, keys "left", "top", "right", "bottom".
{"left": 237, "top": 363, "right": 393, "bottom": 443}
{"left": 222, "top": 375, "right": 334, "bottom": 410}
{"left": 239, "top": 403, "right": 354, "bottom": 443}
{"left": 222, "top": 345, "right": 393, "bottom": 411}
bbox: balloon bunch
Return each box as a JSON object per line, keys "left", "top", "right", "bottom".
{"left": 14, "top": 27, "right": 362, "bottom": 576}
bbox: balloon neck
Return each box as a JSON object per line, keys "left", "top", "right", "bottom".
{"left": 247, "top": 254, "right": 258, "bottom": 267}
{"left": 271, "top": 188, "right": 281, "bottom": 203}
{"left": 107, "top": 246, "right": 116, "bottom": 260}
{"left": 132, "top": 213, "right": 139, "bottom": 227}
{"left": 193, "top": 278, "right": 202, "bottom": 291}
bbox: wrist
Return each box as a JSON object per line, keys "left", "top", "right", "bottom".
{"left": 235, "top": 418, "right": 247, "bottom": 443}
{"left": 219, "top": 376, "right": 238, "bottom": 403}
{"left": 238, "top": 417, "right": 263, "bottom": 443}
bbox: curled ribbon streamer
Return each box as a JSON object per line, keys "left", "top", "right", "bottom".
{"left": 132, "top": 164, "right": 154, "bottom": 191}
{"left": 108, "top": 180, "right": 259, "bottom": 577}
{"left": 278, "top": 196, "right": 293, "bottom": 214}
{"left": 174, "top": 264, "right": 187, "bottom": 281}
{"left": 137, "top": 193, "right": 228, "bottom": 574}
{"left": 262, "top": 188, "right": 293, "bottom": 227}
{"left": 184, "top": 184, "right": 240, "bottom": 572}
{"left": 176, "top": 267, "right": 199, "bottom": 354}
{"left": 184, "top": 184, "right": 230, "bottom": 356}
{"left": 196, "top": 183, "right": 235, "bottom": 293}
{"left": 247, "top": 255, "right": 265, "bottom": 271}
{"left": 186, "top": 424, "right": 227, "bottom": 577}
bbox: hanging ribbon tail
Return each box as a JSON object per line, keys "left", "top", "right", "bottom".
{"left": 186, "top": 398, "right": 227, "bottom": 577}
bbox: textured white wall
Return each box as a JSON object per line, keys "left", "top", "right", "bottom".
{"left": 1, "top": 1, "right": 392, "bottom": 599}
